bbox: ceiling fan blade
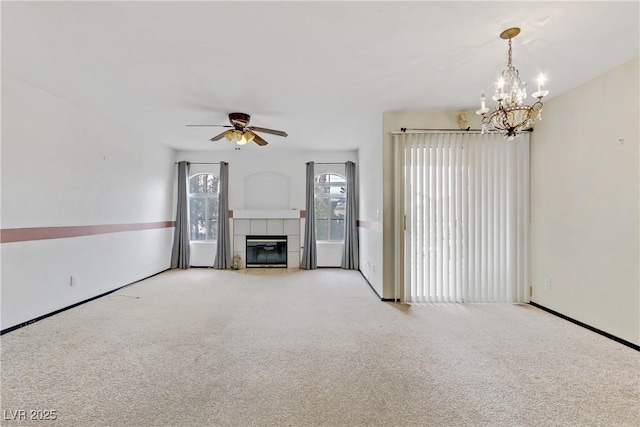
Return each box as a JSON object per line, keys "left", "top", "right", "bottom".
{"left": 252, "top": 133, "right": 269, "bottom": 146}
{"left": 210, "top": 130, "right": 230, "bottom": 141}
{"left": 186, "top": 124, "right": 232, "bottom": 127}
{"left": 248, "top": 126, "right": 288, "bottom": 137}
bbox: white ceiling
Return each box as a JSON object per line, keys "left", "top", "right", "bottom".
{"left": 2, "top": 1, "right": 639, "bottom": 152}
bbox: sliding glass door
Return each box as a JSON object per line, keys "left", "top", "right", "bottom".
{"left": 396, "top": 132, "right": 530, "bottom": 303}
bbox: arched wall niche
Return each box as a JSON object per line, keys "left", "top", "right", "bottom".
{"left": 243, "top": 171, "right": 290, "bottom": 210}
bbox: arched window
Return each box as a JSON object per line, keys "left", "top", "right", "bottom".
{"left": 314, "top": 173, "right": 346, "bottom": 242}
{"left": 189, "top": 173, "right": 219, "bottom": 241}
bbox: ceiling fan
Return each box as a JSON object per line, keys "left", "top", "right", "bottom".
{"left": 186, "top": 112, "right": 288, "bottom": 146}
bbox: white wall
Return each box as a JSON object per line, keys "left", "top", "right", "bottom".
{"left": 175, "top": 148, "right": 357, "bottom": 267}
{"left": 357, "top": 115, "right": 384, "bottom": 296}
{"left": 530, "top": 57, "right": 639, "bottom": 345}
{"left": 1, "top": 77, "right": 176, "bottom": 330}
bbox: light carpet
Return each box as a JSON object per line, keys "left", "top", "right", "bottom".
{"left": 1, "top": 268, "right": 638, "bottom": 426}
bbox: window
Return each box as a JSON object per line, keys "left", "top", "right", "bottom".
{"left": 314, "top": 173, "right": 346, "bottom": 242}
{"left": 189, "top": 173, "right": 219, "bottom": 241}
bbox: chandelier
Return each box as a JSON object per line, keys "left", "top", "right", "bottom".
{"left": 476, "top": 27, "right": 549, "bottom": 139}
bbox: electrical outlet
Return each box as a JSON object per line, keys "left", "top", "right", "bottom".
{"left": 70, "top": 275, "right": 77, "bottom": 287}
{"left": 545, "top": 278, "right": 551, "bottom": 289}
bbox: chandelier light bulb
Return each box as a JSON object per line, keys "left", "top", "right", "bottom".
{"left": 536, "top": 73, "right": 546, "bottom": 91}
{"left": 476, "top": 94, "right": 490, "bottom": 115}
{"left": 533, "top": 73, "right": 549, "bottom": 99}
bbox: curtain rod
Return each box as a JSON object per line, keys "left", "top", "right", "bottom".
{"left": 180, "top": 161, "right": 346, "bottom": 165}
{"left": 174, "top": 162, "right": 222, "bottom": 165}
{"left": 393, "top": 127, "right": 533, "bottom": 133}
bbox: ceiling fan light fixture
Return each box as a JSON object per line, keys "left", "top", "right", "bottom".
{"left": 187, "top": 112, "right": 287, "bottom": 147}
{"left": 237, "top": 130, "right": 256, "bottom": 145}
{"left": 230, "top": 130, "right": 242, "bottom": 142}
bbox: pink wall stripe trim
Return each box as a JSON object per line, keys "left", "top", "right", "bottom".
{"left": 0, "top": 221, "right": 175, "bottom": 244}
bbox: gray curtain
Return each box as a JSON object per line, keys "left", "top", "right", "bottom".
{"left": 171, "top": 161, "right": 190, "bottom": 269}
{"left": 213, "top": 161, "right": 231, "bottom": 269}
{"left": 301, "top": 161, "right": 317, "bottom": 269}
{"left": 341, "top": 161, "right": 359, "bottom": 269}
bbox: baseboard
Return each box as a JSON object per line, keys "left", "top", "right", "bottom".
{"left": 1, "top": 268, "right": 170, "bottom": 335}
{"left": 529, "top": 301, "right": 639, "bottom": 352}
{"left": 358, "top": 269, "right": 382, "bottom": 300}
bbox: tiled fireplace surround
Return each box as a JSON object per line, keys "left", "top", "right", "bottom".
{"left": 232, "top": 211, "right": 301, "bottom": 269}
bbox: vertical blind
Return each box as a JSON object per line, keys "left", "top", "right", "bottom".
{"left": 397, "top": 132, "right": 530, "bottom": 303}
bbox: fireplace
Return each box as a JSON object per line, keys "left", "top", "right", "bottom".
{"left": 245, "top": 235, "right": 287, "bottom": 268}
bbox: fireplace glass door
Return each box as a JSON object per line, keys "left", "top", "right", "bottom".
{"left": 246, "top": 236, "right": 287, "bottom": 267}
